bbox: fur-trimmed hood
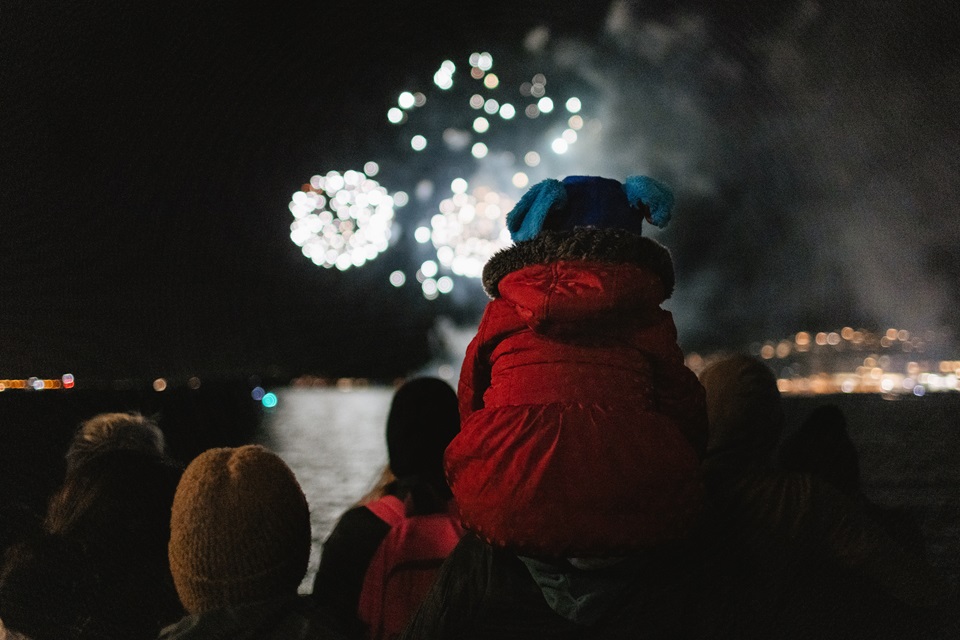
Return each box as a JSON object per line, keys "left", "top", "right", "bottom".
{"left": 482, "top": 227, "right": 675, "bottom": 299}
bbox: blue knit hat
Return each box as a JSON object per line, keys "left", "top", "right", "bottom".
{"left": 506, "top": 175, "right": 674, "bottom": 242}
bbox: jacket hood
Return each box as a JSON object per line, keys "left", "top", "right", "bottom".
{"left": 482, "top": 227, "right": 674, "bottom": 299}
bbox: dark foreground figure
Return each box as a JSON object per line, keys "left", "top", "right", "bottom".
{"left": 312, "top": 377, "right": 464, "bottom": 640}
{"left": 401, "top": 355, "right": 956, "bottom": 640}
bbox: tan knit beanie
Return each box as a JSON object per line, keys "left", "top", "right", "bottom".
{"left": 168, "top": 445, "right": 311, "bottom": 614}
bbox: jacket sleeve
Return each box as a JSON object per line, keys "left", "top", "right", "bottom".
{"left": 457, "top": 332, "right": 486, "bottom": 423}
{"left": 631, "top": 308, "right": 708, "bottom": 457}
{"left": 746, "top": 471, "right": 947, "bottom": 609}
{"left": 457, "top": 304, "right": 498, "bottom": 422}
{"left": 800, "top": 475, "right": 948, "bottom": 608}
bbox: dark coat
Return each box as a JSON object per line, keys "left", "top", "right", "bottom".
{"left": 399, "top": 534, "right": 698, "bottom": 640}
{"left": 447, "top": 228, "right": 707, "bottom": 556}
{"left": 158, "top": 595, "right": 348, "bottom": 640}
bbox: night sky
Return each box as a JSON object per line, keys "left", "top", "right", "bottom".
{"left": 3, "top": 0, "right": 959, "bottom": 383}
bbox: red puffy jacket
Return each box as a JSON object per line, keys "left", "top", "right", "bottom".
{"left": 446, "top": 228, "right": 707, "bottom": 556}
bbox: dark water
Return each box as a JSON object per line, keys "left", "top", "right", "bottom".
{"left": 2, "top": 386, "right": 958, "bottom": 596}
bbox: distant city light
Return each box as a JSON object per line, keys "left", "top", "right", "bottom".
{"left": 387, "top": 108, "right": 404, "bottom": 124}
{"left": 565, "top": 97, "right": 582, "bottom": 113}
{"left": 473, "top": 117, "right": 490, "bottom": 133}
{"left": 389, "top": 270, "right": 406, "bottom": 287}
{"left": 261, "top": 392, "right": 278, "bottom": 408}
{"left": 251, "top": 386, "right": 266, "bottom": 401}
{"left": 153, "top": 378, "right": 167, "bottom": 392}
{"left": 61, "top": 373, "right": 75, "bottom": 389}
{"left": 411, "top": 135, "right": 427, "bottom": 151}
{"left": 685, "top": 327, "right": 959, "bottom": 396}
{"left": 499, "top": 103, "right": 516, "bottom": 119}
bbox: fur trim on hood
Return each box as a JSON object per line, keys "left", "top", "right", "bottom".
{"left": 482, "top": 228, "right": 675, "bottom": 299}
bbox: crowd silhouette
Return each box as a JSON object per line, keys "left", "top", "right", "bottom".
{"left": 1, "top": 176, "right": 956, "bottom": 639}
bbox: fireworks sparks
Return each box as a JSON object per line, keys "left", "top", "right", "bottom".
{"left": 289, "top": 47, "right": 601, "bottom": 298}
{"left": 288, "top": 168, "right": 400, "bottom": 271}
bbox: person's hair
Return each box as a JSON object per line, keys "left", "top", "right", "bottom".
{"left": 698, "top": 355, "right": 784, "bottom": 460}
{"left": 65, "top": 412, "right": 166, "bottom": 473}
{"left": 4, "top": 449, "right": 185, "bottom": 639}
{"left": 46, "top": 449, "right": 185, "bottom": 626}
{"left": 45, "top": 449, "right": 182, "bottom": 552}
{"left": 384, "top": 377, "right": 460, "bottom": 515}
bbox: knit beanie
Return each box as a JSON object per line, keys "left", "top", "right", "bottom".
{"left": 167, "top": 445, "right": 310, "bottom": 614}
{"left": 386, "top": 377, "right": 460, "bottom": 490}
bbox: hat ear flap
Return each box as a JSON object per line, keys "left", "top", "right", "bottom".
{"left": 624, "top": 175, "right": 674, "bottom": 228}
{"left": 506, "top": 179, "right": 568, "bottom": 242}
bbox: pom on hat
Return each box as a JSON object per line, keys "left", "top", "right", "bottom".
{"left": 506, "top": 178, "right": 568, "bottom": 242}
{"left": 505, "top": 175, "right": 674, "bottom": 242}
{"left": 624, "top": 175, "right": 673, "bottom": 228}
{"left": 168, "top": 445, "right": 311, "bottom": 614}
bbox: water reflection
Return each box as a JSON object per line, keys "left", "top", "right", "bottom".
{"left": 256, "top": 386, "right": 392, "bottom": 591}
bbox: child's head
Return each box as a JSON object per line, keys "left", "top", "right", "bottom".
{"left": 506, "top": 175, "right": 673, "bottom": 242}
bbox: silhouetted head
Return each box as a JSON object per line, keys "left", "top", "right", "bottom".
{"left": 65, "top": 412, "right": 166, "bottom": 473}
{"left": 5, "top": 449, "right": 185, "bottom": 638}
{"left": 45, "top": 449, "right": 182, "bottom": 555}
{"left": 47, "top": 449, "right": 185, "bottom": 624}
{"left": 698, "top": 355, "right": 784, "bottom": 463}
{"left": 780, "top": 404, "right": 860, "bottom": 495}
{"left": 386, "top": 377, "right": 460, "bottom": 506}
